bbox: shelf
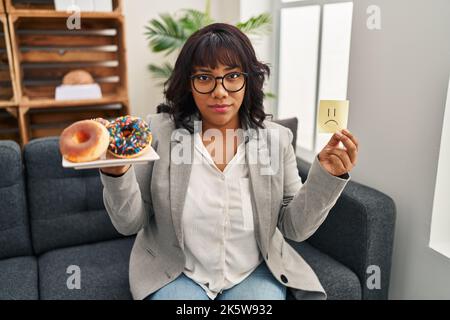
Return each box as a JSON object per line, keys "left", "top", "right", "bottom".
{"left": 17, "top": 100, "right": 127, "bottom": 144}
{"left": 4, "top": 0, "right": 122, "bottom": 16}
{"left": 9, "top": 14, "right": 128, "bottom": 105}
{"left": 20, "top": 94, "right": 128, "bottom": 109}
{"left": 8, "top": 10, "right": 122, "bottom": 18}
{"left": 0, "top": 0, "right": 5, "bottom": 13}
{"left": 27, "top": 101, "right": 125, "bottom": 140}
{"left": 0, "top": 100, "right": 17, "bottom": 107}
{"left": 1, "top": 14, "right": 18, "bottom": 107}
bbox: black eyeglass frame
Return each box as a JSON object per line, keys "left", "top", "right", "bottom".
{"left": 189, "top": 72, "right": 249, "bottom": 94}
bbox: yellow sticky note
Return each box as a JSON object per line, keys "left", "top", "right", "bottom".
{"left": 317, "top": 100, "right": 349, "bottom": 133}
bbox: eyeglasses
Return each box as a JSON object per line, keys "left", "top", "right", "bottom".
{"left": 190, "top": 72, "right": 248, "bottom": 94}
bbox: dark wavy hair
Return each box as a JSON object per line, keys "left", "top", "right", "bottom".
{"left": 157, "top": 23, "right": 272, "bottom": 133}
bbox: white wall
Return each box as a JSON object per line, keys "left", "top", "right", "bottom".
{"left": 212, "top": 0, "right": 241, "bottom": 25}
{"left": 346, "top": 0, "right": 450, "bottom": 299}
{"left": 123, "top": 0, "right": 240, "bottom": 118}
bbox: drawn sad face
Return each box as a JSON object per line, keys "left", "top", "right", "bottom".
{"left": 325, "top": 107, "right": 339, "bottom": 128}
{"left": 317, "top": 100, "right": 349, "bottom": 133}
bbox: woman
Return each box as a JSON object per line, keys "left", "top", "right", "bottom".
{"left": 100, "top": 23, "right": 358, "bottom": 300}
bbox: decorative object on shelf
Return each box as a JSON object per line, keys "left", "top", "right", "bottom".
{"left": 54, "top": 0, "right": 112, "bottom": 12}
{"left": 92, "top": 0, "right": 112, "bottom": 11}
{"left": 55, "top": 70, "right": 103, "bottom": 100}
{"left": 62, "top": 69, "right": 95, "bottom": 85}
{"left": 54, "top": 0, "right": 84, "bottom": 12}
{"left": 55, "top": 84, "right": 103, "bottom": 100}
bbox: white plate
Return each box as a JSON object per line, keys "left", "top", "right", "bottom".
{"left": 62, "top": 146, "right": 160, "bottom": 170}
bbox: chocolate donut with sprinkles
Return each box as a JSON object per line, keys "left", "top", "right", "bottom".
{"left": 108, "top": 115, "right": 152, "bottom": 158}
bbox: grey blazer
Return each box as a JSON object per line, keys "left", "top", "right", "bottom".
{"left": 100, "top": 112, "right": 350, "bottom": 300}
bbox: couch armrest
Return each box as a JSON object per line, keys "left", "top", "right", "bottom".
{"left": 297, "top": 157, "right": 396, "bottom": 300}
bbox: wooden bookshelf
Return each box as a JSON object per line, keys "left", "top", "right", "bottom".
{"left": 27, "top": 102, "right": 123, "bottom": 139}
{"left": 4, "top": 0, "right": 122, "bottom": 16}
{"left": 0, "top": 0, "right": 5, "bottom": 13}
{"left": 0, "top": 12, "right": 21, "bottom": 143}
{"left": 0, "top": 14, "right": 17, "bottom": 106}
{"left": 2, "top": 0, "right": 130, "bottom": 145}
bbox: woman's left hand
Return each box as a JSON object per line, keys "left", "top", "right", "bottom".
{"left": 318, "top": 129, "right": 359, "bottom": 177}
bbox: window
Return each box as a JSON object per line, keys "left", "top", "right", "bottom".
{"left": 429, "top": 77, "right": 450, "bottom": 259}
{"left": 275, "top": 0, "right": 353, "bottom": 162}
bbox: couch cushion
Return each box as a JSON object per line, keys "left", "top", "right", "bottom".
{"left": 38, "top": 237, "right": 134, "bottom": 299}
{"left": 0, "top": 140, "right": 33, "bottom": 259}
{"left": 0, "top": 256, "right": 39, "bottom": 299}
{"left": 286, "top": 239, "right": 362, "bottom": 300}
{"left": 23, "top": 137, "right": 123, "bottom": 255}
{"left": 272, "top": 117, "right": 298, "bottom": 151}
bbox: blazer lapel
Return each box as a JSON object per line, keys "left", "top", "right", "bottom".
{"left": 246, "top": 129, "right": 272, "bottom": 254}
{"left": 169, "top": 123, "right": 196, "bottom": 251}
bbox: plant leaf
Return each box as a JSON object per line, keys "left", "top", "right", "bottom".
{"left": 236, "top": 13, "right": 272, "bottom": 36}
{"left": 264, "top": 91, "right": 277, "bottom": 99}
{"left": 179, "top": 9, "right": 214, "bottom": 36}
{"left": 144, "top": 13, "right": 187, "bottom": 55}
{"left": 148, "top": 62, "right": 174, "bottom": 81}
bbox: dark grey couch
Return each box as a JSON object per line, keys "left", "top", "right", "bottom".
{"left": 0, "top": 119, "right": 396, "bottom": 300}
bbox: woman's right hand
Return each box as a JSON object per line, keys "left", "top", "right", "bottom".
{"left": 100, "top": 165, "right": 131, "bottom": 177}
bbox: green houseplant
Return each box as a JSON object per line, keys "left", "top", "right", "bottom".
{"left": 144, "top": 0, "right": 272, "bottom": 87}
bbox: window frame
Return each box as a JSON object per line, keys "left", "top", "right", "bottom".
{"left": 272, "top": 0, "right": 354, "bottom": 163}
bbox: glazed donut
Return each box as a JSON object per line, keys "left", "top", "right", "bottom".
{"left": 59, "top": 120, "right": 110, "bottom": 162}
{"left": 108, "top": 115, "right": 152, "bottom": 159}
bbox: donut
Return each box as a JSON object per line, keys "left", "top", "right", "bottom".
{"left": 92, "top": 117, "right": 110, "bottom": 128}
{"left": 59, "top": 120, "right": 110, "bottom": 163}
{"left": 107, "top": 115, "right": 152, "bottom": 159}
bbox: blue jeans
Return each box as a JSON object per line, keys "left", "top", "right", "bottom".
{"left": 145, "top": 261, "right": 286, "bottom": 300}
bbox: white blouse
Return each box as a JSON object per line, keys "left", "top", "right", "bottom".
{"left": 181, "top": 131, "right": 263, "bottom": 299}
